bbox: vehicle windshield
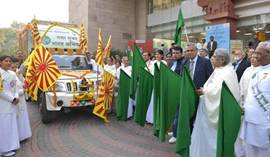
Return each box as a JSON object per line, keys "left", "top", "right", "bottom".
{"left": 52, "top": 55, "right": 90, "bottom": 70}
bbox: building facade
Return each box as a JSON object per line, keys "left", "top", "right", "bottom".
{"left": 69, "top": 0, "right": 147, "bottom": 53}
{"left": 148, "top": 0, "right": 270, "bottom": 44}
{"left": 69, "top": 0, "right": 270, "bottom": 52}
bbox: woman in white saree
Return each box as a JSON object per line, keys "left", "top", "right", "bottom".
{"left": 0, "top": 56, "right": 20, "bottom": 157}
{"left": 190, "top": 48, "right": 241, "bottom": 157}
{"left": 146, "top": 49, "right": 167, "bottom": 124}
{"left": 10, "top": 58, "right": 32, "bottom": 142}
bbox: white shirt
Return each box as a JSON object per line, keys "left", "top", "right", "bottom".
{"left": 234, "top": 59, "right": 243, "bottom": 70}
{"left": 210, "top": 42, "right": 213, "bottom": 51}
{"left": 153, "top": 60, "right": 167, "bottom": 68}
{"left": 189, "top": 55, "right": 198, "bottom": 78}
{"left": 0, "top": 68, "right": 19, "bottom": 113}
{"left": 239, "top": 66, "right": 261, "bottom": 105}
{"left": 203, "top": 43, "right": 207, "bottom": 49}
{"left": 196, "top": 42, "right": 202, "bottom": 50}
{"left": 244, "top": 64, "right": 270, "bottom": 124}
{"left": 104, "top": 64, "right": 117, "bottom": 77}
{"left": 86, "top": 58, "right": 102, "bottom": 73}
{"left": 145, "top": 60, "right": 154, "bottom": 75}
{"left": 116, "top": 65, "right": 132, "bottom": 80}
{"left": 171, "top": 61, "right": 177, "bottom": 71}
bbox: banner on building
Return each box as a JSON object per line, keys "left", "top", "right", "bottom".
{"left": 206, "top": 23, "right": 230, "bottom": 51}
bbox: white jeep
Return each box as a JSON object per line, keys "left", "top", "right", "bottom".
{"left": 39, "top": 54, "right": 100, "bottom": 123}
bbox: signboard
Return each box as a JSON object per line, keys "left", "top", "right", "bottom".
{"left": 230, "top": 40, "right": 243, "bottom": 53}
{"left": 206, "top": 23, "right": 230, "bottom": 51}
{"left": 38, "top": 25, "right": 80, "bottom": 49}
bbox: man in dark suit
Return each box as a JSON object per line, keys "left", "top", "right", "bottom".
{"left": 170, "top": 46, "right": 187, "bottom": 75}
{"left": 186, "top": 44, "right": 213, "bottom": 89}
{"left": 232, "top": 49, "right": 251, "bottom": 82}
{"left": 168, "top": 44, "right": 213, "bottom": 144}
{"left": 168, "top": 46, "right": 188, "bottom": 144}
{"left": 207, "top": 36, "right": 217, "bottom": 58}
{"left": 186, "top": 43, "right": 213, "bottom": 134}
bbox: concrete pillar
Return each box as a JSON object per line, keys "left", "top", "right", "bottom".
{"left": 70, "top": 0, "right": 136, "bottom": 52}
{"left": 135, "top": 0, "right": 147, "bottom": 40}
{"left": 198, "top": 0, "right": 238, "bottom": 39}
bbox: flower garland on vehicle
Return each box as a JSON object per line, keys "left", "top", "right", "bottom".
{"left": 71, "top": 78, "right": 95, "bottom": 102}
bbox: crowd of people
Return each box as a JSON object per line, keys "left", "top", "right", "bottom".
{"left": 1, "top": 38, "right": 269, "bottom": 156}
{"left": 90, "top": 39, "right": 269, "bottom": 157}
{"left": 165, "top": 41, "right": 269, "bottom": 157}
{"left": 0, "top": 55, "right": 32, "bottom": 157}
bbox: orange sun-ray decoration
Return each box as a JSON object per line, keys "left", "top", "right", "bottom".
{"left": 92, "top": 70, "right": 114, "bottom": 122}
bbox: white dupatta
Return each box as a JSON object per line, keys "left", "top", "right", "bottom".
{"left": 203, "top": 64, "right": 240, "bottom": 128}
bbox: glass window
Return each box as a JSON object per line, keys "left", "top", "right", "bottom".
{"left": 52, "top": 55, "right": 90, "bottom": 70}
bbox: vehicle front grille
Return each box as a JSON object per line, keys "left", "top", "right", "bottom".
{"left": 66, "top": 82, "right": 72, "bottom": 91}
{"left": 66, "top": 82, "right": 78, "bottom": 92}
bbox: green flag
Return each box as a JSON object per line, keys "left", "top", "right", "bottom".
{"left": 174, "top": 9, "right": 185, "bottom": 46}
{"left": 134, "top": 67, "right": 153, "bottom": 126}
{"left": 153, "top": 63, "right": 161, "bottom": 136}
{"left": 158, "top": 62, "right": 181, "bottom": 142}
{"left": 216, "top": 82, "right": 242, "bottom": 157}
{"left": 129, "top": 44, "right": 147, "bottom": 99}
{"left": 176, "top": 67, "right": 199, "bottom": 157}
{"left": 116, "top": 69, "right": 131, "bottom": 121}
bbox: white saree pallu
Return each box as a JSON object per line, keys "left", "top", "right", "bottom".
{"left": 17, "top": 101, "right": 32, "bottom": 141}
{"left": 190, "top": 97, "right": 217, "bottom": 157}
{"left": 146, "top": 93, "right": 154, "bottom": 124}
{"left": 16, "top": 75, "right": 32, "bottom": 142}
{"left": 128, "top": 98, "right": 135, "bottom": 119}
{"left": 0, "top": 113, "right": 20, "bottom": 154}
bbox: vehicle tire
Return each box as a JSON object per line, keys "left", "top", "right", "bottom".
{"left": 39, "top": 93, "right": 57, "bottom": 124}
{"left": 86, "top": 105, "right": 94, "bottom": 113}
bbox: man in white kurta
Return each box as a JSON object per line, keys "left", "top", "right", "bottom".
{"left": 240, "top": 41, "right": 270, "bottom": 157}
{"left": 239, "top": 53, "right": 261, "bottom": 105}
{"left": 116, "top": 56, "right": 133, "bottom": 118}
{"left": 0, "top": 62, "right": 20, "bottom": 156}
{"left": 116, "top": 57, "right": 132, "bottom": 80}
{"left": 104, "top": 57, "right": 117, "bottom": 77}
{"left": 190, "top": 49, "right": 241, "bottom": 157}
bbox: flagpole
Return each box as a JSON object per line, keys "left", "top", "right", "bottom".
{"left": 184, "top": 25, "right": 189, "bottom": 44}
{"left": 96, "top": 65, "right": 99, "bottom": 96}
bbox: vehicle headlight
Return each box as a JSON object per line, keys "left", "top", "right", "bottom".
{"left": 55, "top": 82, "right": 66, "bottom": 92}
{"left": 48, "top": 82, "right": 66, "bottom": 92}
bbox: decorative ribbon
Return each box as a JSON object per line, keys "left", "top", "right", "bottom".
{"left": 61, "top": 70, "right": 92, "bottom": 79}
{"left": 52, "top": 84, "right": 57, "bottom": 108}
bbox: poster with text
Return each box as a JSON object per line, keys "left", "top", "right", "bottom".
{"left": 206, "top": 23, "right": 230, "bottom": 51}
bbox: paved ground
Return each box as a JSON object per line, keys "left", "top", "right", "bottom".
{"left": 15, "top": 102, "right": 178, "bottom": 157}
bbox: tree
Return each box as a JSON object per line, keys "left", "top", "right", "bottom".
{"left": 10, "top": 21, "right": 25, "bottom": 30}
{"left": 0, "top": 21, "right": 25, "bottom": 56}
